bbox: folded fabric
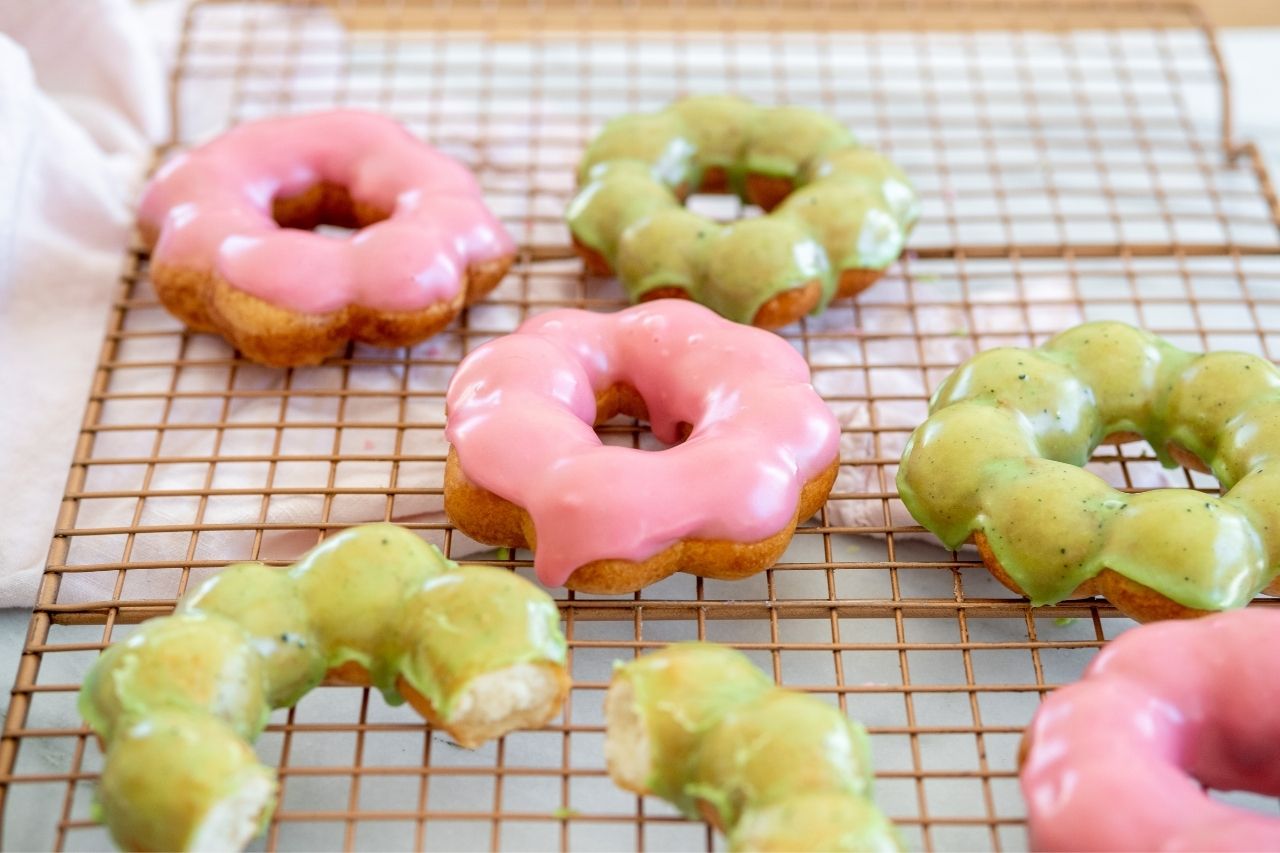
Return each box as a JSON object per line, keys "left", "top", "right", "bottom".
{"left": 0, "top": 0, "right": 167, "bottom": 607}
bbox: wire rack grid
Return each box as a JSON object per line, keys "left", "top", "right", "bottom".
{"left": 3, "top": 0, "right": 1280, "bottom": 850}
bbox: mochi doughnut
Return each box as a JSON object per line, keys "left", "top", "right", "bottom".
{"left": 567, "top": 95, "right": 918, "bottom": 328}
{"left": 443, "top": 299, "right": 841, "bottom": 594}
{"left": 604, "top": 644, "right": 901, "bottom": 852}
{"left": 78, "top": 524, "right": 568, "bottom": 852}
{"left": 138, "top": 110, "right": 515, "bottom": 366}
{"left": 897, "top": 321, "right": 1280, "bottom": 622}
{"left": 1021, "top": 608, "right": 1280, "bottom": 850}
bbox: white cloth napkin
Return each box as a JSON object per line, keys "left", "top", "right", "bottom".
{"left": 0, "top": 0, "right": 167, "bottom": 606}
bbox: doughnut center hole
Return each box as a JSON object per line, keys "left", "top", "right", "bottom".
{"left": 593, "top": 383, "right": 692, "bottom": 451}
{"left": 271, "top": 181, "right": 390, "bottom": 238}
{"left": 685, "top": 192, "right": 764, "bottom": 223}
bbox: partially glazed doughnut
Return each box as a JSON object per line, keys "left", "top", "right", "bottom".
{"left": 567, "top": 96, "right": 919, "bottom": 328}
{"left": 79, "top": 524, "right": 568, "bottom": 852}
{"left": 443, "top": 299, "right": 840, "bottom": 594}
{"left": 604, "top": 644, "right": 900, "bottom": 852}
{"left": 897, "top": 321, "right": 1280, "bottom": 622}
{"left": 1021, "top": 608, "right": 1280, "bottom": 850}
{"left": 139, "top": 110, "right": 515, "bottom": 366}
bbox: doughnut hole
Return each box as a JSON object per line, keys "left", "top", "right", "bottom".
{"left": 1102, "top": 490, "right": 1270, "bottom": 612}
{"left": 929, "top": 349, "right": 1100, "bottom": 466}
{"left": 593, "top": 382, "right": 692, "bottom": 448}
{"left": 1165, "top": 352, "right": 1280, "bottom": 458}
{"left": 271, "top": 181, "right": 389, "bottom": 236}
{"left": 977, "top": 460, "right": 1118, "bottom": 604}
{"left": 1043, "top": 322, "right": 1167, "bottom": 434}
{"left": 896, "top": 402, "right": 1040, "bottom": 548}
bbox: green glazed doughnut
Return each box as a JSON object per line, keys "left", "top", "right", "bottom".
{"left": 604, "top": 643, "right": 900, "bottom": 852}
{"left": 79, "top": 523, "right": 569, "bottom": 852}
{"left": 176, "top": 562, "right": 325, "bottom": 708}
{"left": 94, "top": 711, "right": 276, "bottom": 853}
{"left": 568, "top": 95, "right": 918, "bottom": 329}
{"left": 897, "top": 321, "right": 1280, "bottom": 622}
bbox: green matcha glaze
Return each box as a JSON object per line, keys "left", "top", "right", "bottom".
{"left": 670, "top": 95, "right": 756, "bottom": 188}
{"left": 576, "top": 112, "right": 697, "bottom": 188}
{"left": 803, "top": 148, "right": 921, "bottom": 228}
{"left": 178, "top": 562, "right": 325, "bottom": 707}
{"left": 616, "top": 208, "right": 719, "bottom": 298}
{"left": 743, "top": 106, "right": 855, "bottom": 179}
{"left": 610, "top": 644, "right": 898, "bottom": 851}
{"left": 568, "top": 96, "right": 918, "bottom": 325}
{"left": 394, "top": 567, "right": 566, "bottom": 719}
{"left": 79, "top": 523, "right": 569, "bottom": 852}
{"left": 897, "top": 321, "right": 1280, "bottom": 613}
{"left": 729, "top": 792, "right": 903, "bottom": 853}
{"left": 95, "top": 711, "right": 276, "bottom": 853}
{"left": 79, "top": 613, "right": 270, "bottom": 743}
{"left": 567, "top": 162, "right": 680, "bottom": 261}
{"left": 929, "top": 348, "right": 1101, "bottom": 466}
{"left": 776, "top": 181, "right": 909, "bottom": 274}
{"left": 689, "top": 690, "right": 873, "bottom": 828}
{"left": 614, "top": 643, "right": 772, "bottom": 813}
{"left": 288, "top": 523, "right": 453, "bottom": 699}
{"left": 703, "top": 218, "right": 833, "bottom": 323}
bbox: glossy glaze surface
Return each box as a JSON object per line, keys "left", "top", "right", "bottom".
{"left": 897, "top": 321, "right": 1280, "bottom": 612}
{"left": 139, "top": 110, "right": 514, "bottom": 313}
{"left": 1021, "top": 609, "right": 1280, "bottom": 851}
{"left": 611, "top": 644, "right": 900, "bottom": 852}
{"left": 78, "top": 523, "right": 567, "bottom": 851}
{"left": 444, "top": 299, "right": 841, "bottom": 587}
{"left": 568, "top": 96, "right": 918, "bottom": 323}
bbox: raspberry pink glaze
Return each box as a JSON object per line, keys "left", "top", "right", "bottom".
{"left": 138, "top": 110, "right": 514, "bottom": 314}
{"left": 444, "top": 300, "right": 841, "bottom": 587}
{"left": 1021, "top": 608, "right": 1280, "bottom": 851}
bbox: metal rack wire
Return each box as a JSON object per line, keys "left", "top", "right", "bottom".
{"left": 3, "top": 0, "right": 1280, "bottom": 850}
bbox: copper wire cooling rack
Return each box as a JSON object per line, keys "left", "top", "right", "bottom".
{"left": 4, "top": 0, "right": 1280, "bottom": 850}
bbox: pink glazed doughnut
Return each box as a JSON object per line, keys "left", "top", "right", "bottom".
{"left": 1021, "top": 608, "right": 1280, "bottom": 851}
{"left": 138, "top": 110, "right": 515, "bottom": 366}
{"left": 443, "top": 299, "right": 841, "bottom": 594}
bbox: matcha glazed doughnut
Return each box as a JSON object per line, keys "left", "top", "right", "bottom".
{"left": 897, "top": 321, "right": 1280, "bottom": 622}
{"left": 567, "top": 95, "right": 919, "bottom": 328}
{"left": 604, "top": 644, "right": 901, "bottom": 852}
{"left": 78, "top": 523, "right": 569, "bottom": 852}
